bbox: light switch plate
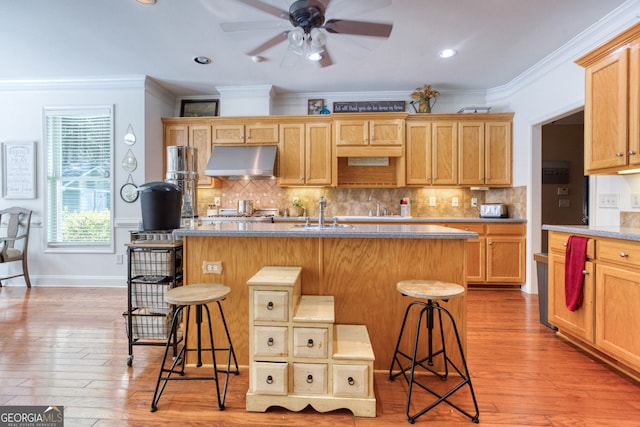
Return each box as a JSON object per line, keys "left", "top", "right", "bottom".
{"left": 632, "top": 193, "right": 640, "bottom": 208}
{"left": 452, "top": 197, "right": 459, "bottom": 207}
{"left": 429, "top": 196, "right": 436, "bottom": 206}
{"left": 598, "top": 193, "right": 618, "bottom": 208}
{"left": 471, "top": 198, "right": 478, "bottom": 207}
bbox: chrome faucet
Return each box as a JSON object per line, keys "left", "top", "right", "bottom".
{"left": 318, "top": 196, "right": 326, "bottom": 227}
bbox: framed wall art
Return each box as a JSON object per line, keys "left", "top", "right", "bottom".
{"left": 180, "top": 99, "right": 219, "bottom": 117}
{"left": 308, "top": 99, "right": 323, "bottom": 115}
{"left": 2, "top": 140, "right": 37, "bottom": 199}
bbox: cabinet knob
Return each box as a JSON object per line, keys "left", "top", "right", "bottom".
{"left": 306, "top": 374, "right": 314, "bottom": 383}
{"left": 616, "top": 152, "right": 624, "bottom": 157}
{"left": 267, "top": 337, "right": 274, "bottom": 346}
{"left": 563, "top": 242, "right": 567, "bottom": 247}
{"left": 582, "top": 270, "right": 589, "bottom": 275}
{"left": 620, "top": 252, "right": 629, "bottom": 257}
{"left": 307, "top": 338, "right": 314, "bottom": 348}
{"left": 630, "top": 150, "right": 637, "bottom": 156}
{"left": 266, "top": 375, "right": 273, "bottom": 384}
{"left": 266, "top": 301, "right": 274, "bottom": 310}
{"left": 347, "top": 376, "right": 355, "bottom": 386}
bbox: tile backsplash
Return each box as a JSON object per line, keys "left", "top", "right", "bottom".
{"left": 199, "top": 182, "right": 527, "bottom": 219}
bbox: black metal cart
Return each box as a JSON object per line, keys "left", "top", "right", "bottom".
{"left": 125, "top": 235, "right": 183, "bottom": 366}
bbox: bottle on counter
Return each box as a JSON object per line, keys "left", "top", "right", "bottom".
{"left": 400, "top": 198, "right": 411, "bottom": 217}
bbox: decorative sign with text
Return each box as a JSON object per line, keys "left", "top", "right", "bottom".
{"left": 333, "top": 101, "right": 405, "bottom": 113}
{"left": 2, "top": 141, "right": 36, "bottom": 199}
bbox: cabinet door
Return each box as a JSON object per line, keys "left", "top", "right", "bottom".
{"left": 213, "top": 124, "right": 245, "bottom": 144}
{"left": 334, "top": 120, "right": 368, "bottom": 146}
{"left": 458, "top": 122, "right": 485, "bottom": 185}
{"left": 279, "top": 123, "right": 305, "bottom": 185}
{"left": 548, "top": 254, "right": 595, "bottom": 343}
{"left": 305, "top": 122, "right": 332, "bottom": 185}
{"left": 584, "top": 48, "right": 629, "bottom": 173}
{"left": 406, "top": 121, "right": 431, "bottom": 185}
{"left": 595, "top": 264, "right": 640, "bottom": 370}
{"left": 369, "top": 119, "right": 403, "bottom": 146}
{"left": 485, "top": 121, "right": 512, "bottom": 185}
{"left": 246, "top": 124, "right": 279, "bottom": 144}
{"left": 629, "top": 42, "right": 640, "bottom": 166}
{"left": 466, "top": 237, "right": 486, "bottom": 283}
{"left": 486, "top": 236, "right": 525, "bottom": 283}
{"left": 163, "top": 124, "right": 188, "bottom": 178}
{"left": 431, "top": 121, "right": 458, "bottom": 185}
{"left": 189, "top": 125, "right": 213, "bottom": 187}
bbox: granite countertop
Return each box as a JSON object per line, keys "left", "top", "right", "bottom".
{"left": 174, "top": 222, "right": 478, "bottom": 240}
{"left": 275, "top": 216, "right": 527, "bottom": 224}
{"left": 542, "top": 224, "right": 640, "bottom": 242}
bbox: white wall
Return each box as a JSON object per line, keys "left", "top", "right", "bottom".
{"left": 0, "top": 77, "right": 174, "bottom": 287}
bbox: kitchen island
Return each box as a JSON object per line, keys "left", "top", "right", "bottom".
{"left": 174, "top": 222, "right": 477, "bottom": 370}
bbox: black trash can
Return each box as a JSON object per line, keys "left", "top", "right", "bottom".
{"left": 534, "top": 253, "right": 557, "bottom": 330}
{"left": 138, "top": 182, "right": 182, "bottom": 231}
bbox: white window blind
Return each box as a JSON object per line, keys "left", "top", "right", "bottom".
{"left": 44, "top": 106, "right": 113, "bottom": 247}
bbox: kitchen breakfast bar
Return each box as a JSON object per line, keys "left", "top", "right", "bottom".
{"left": 174, "top": 222, "right": 477, "bottom": 371}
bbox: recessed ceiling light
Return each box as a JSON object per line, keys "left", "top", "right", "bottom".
{"left": 439, "top": 49, "right": 457, "bottom": 58}
{"left": 193, "top": 56, "right": 212, "bottom": 65}
{"left": 136, "top": 0, "right": 156, "bottom": 4}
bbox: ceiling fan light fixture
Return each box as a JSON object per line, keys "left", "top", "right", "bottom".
{"left": 307, "top": 51, "right": 323, "bottom": 61}
{"left": 439, "top": 48, "right": 457, "bottom": 58}
{"left": 309, "top": 28, "right": 326, "bottom": 49}
{"left": 287, "top": 27, "right": 305, "bottom": 48}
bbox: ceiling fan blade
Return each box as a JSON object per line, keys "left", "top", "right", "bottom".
{"left": 220, "top": 20, "right": 291, "bottom": 32}
{"left": 246, "top": 32, "right": 288, "bottom": 56}
{"left": 234, "top": 0, "right": 288, "bottom": 20}
{"left": 323, "top": 19, "right": 392, "bottom": 38}
{"left": 318, "top": 48, "right": 333, "bottom": 68}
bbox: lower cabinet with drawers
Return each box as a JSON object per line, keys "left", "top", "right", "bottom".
{"left": 548, "top": 231, "right": 640, "bottom": 379}
{"left": 245, "top": 266, "right": 376, "bottom": 417}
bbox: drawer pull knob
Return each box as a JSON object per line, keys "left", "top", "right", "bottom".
{"left": 306, "top": 375, "right": 314, "bottom": 383}
{"left": 307, "top": 338, "right": 314, "bottom": 348}
{"left": 267, "top": 337, "right": 274, "bottom": 346}
{"left": 630, "top": 150, "right": 637, "bottom": 156}
{"left": 563, "top": 242, "right": 567, "bottom": 247}
{"left": 266, "top": 375, "right": 273, "bottom": 384}
{"left": 266, "top": 301, "right": 274, "bottom": 310}
{"left": 616, "top": 152, "right": 624, "bottom": 157}
{"left": 620, "top": 252, "right": 629, "bottom": 258}
{"left": 348, "top": 376, "right": 355, "bottom": 386}
{"left": 582, "top": 270, "right": 589, "bottom": 275}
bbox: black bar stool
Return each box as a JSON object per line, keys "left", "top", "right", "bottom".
{"left": 389, "top": 280, "right": 479, "bottom": 424}
{"left": 150, "top": 283, "right": 239, "bottom": 412}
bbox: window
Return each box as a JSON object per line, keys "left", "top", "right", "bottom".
{"left": 44, "top": 106, "right": 113, "bottom": 249}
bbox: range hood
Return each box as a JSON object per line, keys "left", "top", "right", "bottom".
{"left": 205, "top": 145, "right": 277, "bottom": 179}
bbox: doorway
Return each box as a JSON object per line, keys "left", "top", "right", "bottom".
{"left": 540, "top": 110, "right": 588, "bottom": 252}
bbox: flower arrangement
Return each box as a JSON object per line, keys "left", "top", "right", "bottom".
{"left": 292, "top": 197, "right": 304, "bottom": 208}
{"left": 409, "top": 84, "right": 440, "bottom": 113}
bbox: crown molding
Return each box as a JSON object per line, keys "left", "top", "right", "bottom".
{"left": 0, "top": 75, "right": 148, "bottom": 92}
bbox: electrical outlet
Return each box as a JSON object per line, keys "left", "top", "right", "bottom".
{"left": 452, "top": 197, "right": 459, "bottom": 207}
{"left": 598, "top": 193, "right": 618, "bottom": 208}
{"left": 203, "top": 261, "right": 223, "bottom": 274}
{"left": 557, "top": 187, "right": 569, "bottom": 196}
{"left": 429, "top": 196, "right": 436, "bottom": 206}
{"left": 471, "top": 198, "right": 478, "bottom": 207}
{"left": 214, "top": 197, "right": 221, "bottom": 206}
{"left": 115, "top": 254, "right": 123, "bottom": 264}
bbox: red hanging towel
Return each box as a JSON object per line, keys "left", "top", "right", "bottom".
{"left": 564, "top": 235, "right": 589, "bottom": 312}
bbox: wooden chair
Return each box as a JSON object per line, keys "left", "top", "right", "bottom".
{"left": 0, "top": 207, "right": 32, "bottom": 287}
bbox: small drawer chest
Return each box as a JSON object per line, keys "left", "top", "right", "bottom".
{"left": 245, "top": 266, "right": 376, "bottom": 417}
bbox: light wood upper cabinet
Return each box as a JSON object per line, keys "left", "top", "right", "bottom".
{"left": 279, "top": 121, "right": 332, "bottom": 186}
{"left": 458, "top": 121, "right": 511, "bottom": 186}
{"left": 213, "top": 123, "right": 279, "bottom": 144}
{"left": 163, "top": 123, "right": 214, "bottom": 187}
{"left": 576, "top": 23, "right": 640, "bottom": 174}
{"left": 333, "top": 114, "right": 405, "bottom": 158}
{"left": 405, "top": 120, "right": 458, "bottom": 186}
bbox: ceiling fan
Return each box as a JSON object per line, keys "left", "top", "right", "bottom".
{"left": 220, "top": 0, "right": 393, "bottom": 68}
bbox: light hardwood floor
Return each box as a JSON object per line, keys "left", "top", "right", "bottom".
{"left": 1, "top": 286, "right": 639, "bottom": 426}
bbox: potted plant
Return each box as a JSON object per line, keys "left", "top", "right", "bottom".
{"left": 409, "top": 84, "right": 440, "bottom": 113}
{"left": 290, "top": 197, "right": 304, "bottom": 217}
